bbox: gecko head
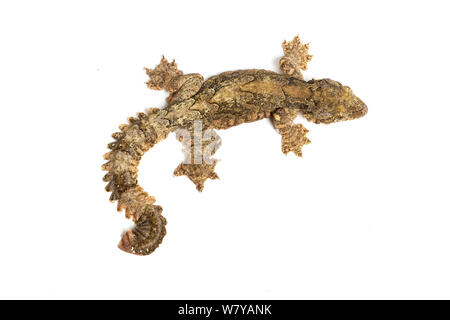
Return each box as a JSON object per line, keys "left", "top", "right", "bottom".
{"left": 303, "top": 79, "right": 367, "bottom": 124}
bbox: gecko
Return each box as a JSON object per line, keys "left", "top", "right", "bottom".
{"left": 102, "top": 36, "right": 368, "bottom": 255}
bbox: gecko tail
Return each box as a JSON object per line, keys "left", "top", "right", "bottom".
{"left": 117, "top": 204, "right": 167, "bottom": 255}
{"left": 102, "top": 108, "right": 171, "bottom": 255}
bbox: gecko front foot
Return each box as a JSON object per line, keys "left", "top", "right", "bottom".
{"left": 174, "top": 162, "right": 219, "bottom": 192}
{"left": 279, "top": 35, "right": 312, "bottom": 80}
{"left": 279, "top": 123, "right": 310, "bottom": 157}
{"left": 272, "top": 108, "right": 311, "bottom": 157}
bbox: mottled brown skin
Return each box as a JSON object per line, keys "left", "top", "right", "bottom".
{"left": 102, "top": 36, "right": 368, "bottom": 255}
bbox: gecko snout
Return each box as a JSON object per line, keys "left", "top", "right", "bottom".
{"left": 351, "top": 96, "right": 368, "bottom": 119}
{"left": 303, "top": 79, "right": 368, "bottom": 124}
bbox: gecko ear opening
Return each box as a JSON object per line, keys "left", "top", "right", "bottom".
{"left": 145, "top": 56, "right": 183, "bottom": 91}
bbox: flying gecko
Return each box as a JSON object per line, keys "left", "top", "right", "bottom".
{"left": 102, "top": 36, "right": 368, "bottom": 255}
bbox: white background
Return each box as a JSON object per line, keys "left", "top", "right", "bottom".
{"left": 0, "top": 0, "right": 449, "bottom": 299}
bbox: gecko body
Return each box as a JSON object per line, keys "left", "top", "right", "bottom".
{"left": 102, "top": 36, "right": 367, "bottom": 255}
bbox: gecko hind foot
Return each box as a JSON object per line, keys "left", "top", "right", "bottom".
{"left": 174, "top": 162, "right": 219, "bottom": 192}
{"left": 145, "top": 56, "right": 183, "bottom": 91}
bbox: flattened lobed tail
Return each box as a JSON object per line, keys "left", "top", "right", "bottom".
{"left": 102, "top": 108, "right": 172, "bottom": 255}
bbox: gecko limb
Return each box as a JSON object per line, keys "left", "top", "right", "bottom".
{"left": 145, "top": 56, "right": 183, "bottom": 92}
{"left": 145, "top": 56, "right": 203, "bottom": 104}
{"left": 173, "top": 126, "right": 222, "bottom": 191}
{"left": 166, "top": 73, "right": 204, "bottom": 104}
{"left": 272, "top": 108, "right": 310, "bottom": 157}
{"left": 279, "top": 35, "right": 312, "bottom": 80}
